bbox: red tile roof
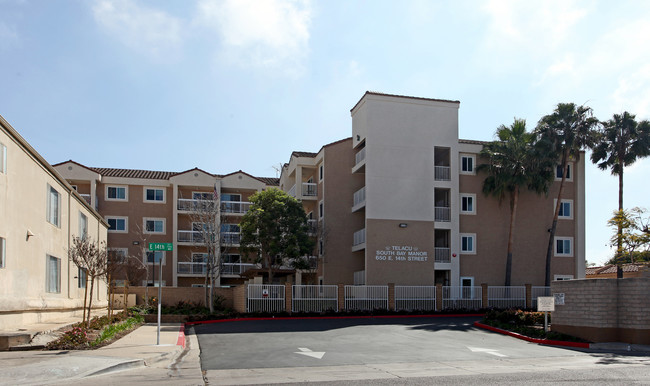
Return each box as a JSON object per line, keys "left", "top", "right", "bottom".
{"left": 91, "top": 167, "right": 174, "bottom": 180}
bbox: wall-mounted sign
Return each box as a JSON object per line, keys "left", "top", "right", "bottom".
{"left": 554, "top": 293, "right": 565, "bottom": 305}
{"left": 537, "top": 297, "right": 555, "bottom": 312}
{"left": 375, "top": 245, "right": 428, "bottom": 262}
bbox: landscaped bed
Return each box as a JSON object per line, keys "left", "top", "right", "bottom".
{"left": 478, "top": 309, "right": 589, "bottom": 344}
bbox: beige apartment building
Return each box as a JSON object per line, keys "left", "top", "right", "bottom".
{"left": 0, "top": 115, "right": 109, "bottom": 329}
{"left": 53, "top": 162, "right": 280, "bottom": 288}
{"left": 280, "top": 92, "right": 585, "bottom": 287}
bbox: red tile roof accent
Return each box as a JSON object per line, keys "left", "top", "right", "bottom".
{"left": 91, "top": 167, "right": 174, "bottom": 180}
{"left": 291, "top": 151, "right": 318, "bottom": 158}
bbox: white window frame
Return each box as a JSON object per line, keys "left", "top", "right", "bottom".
{"left": 78, "top": 212, "right": 88, "bottom": 239}
{"left": 0, "top": 237, "right": 5, "bottom": 268}
{"left": 319, "top": 200, "right": 324, "bottom": 219}
{"left": 143, "top": 218, "right": 166, "bottom": 234}
{"left": 108, "top": 248, "right": 129, "bottom": 263}
{"left": 46, "top": 184, "right": 61, "bottom": 227}
{"left": 460, "top": 276, "right": 475, "bottom": 299}
{"left": 555, "top": 163, "right": 573, "bottom": 181}
{"left": 143, "top": 187, "right": 165, "bottom": 203}
{"left": 554, "top": 237, "right": 573, "bottom": 257}
{"left": 46, "top": 255, "right": 61, "bottom": 293}
{"left": 555, "top": 199, "right": 573, "bottom": 220}
{"left": 319, "top": 164, "right": 324, "bottom": 181}
{"left": 554, "top": 274, "right": 574, "bottom": 281}
{"left": 460, "top": 154, "right": 476, "bottom": 175}
{"left": 0, "top": 142, "right": 6, "bottom": 174}
{"left": 146, "top": 250, "right": 166, "bottom": 265}
{"left": 106, "top": 216, "right": 128, "bottom": 233}
{"left": 460, "top": 233, "right": 476, "bottom": 255}
{"left": 144, "top": 280, "right": 166, "bottom": 287}
{"left": 460, "top": 193, "right": 476, "bottom": 215}
{"left": 106, "top": 185, "right": 128, "bottom": 201}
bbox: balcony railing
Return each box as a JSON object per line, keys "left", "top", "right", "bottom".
{"left": 302, "top": 183, "right": 317, "bottom": 197}
{"left": 353, "top": 228, "right": 366, "bottom": 246}
{"left": 177, "top": 262, "right": 257, "bottom": 276}
{"left": 434, "top": 206, "right": 450, "bottom": 222}
{"left": 222, "top": 232, "right": 241, "bottom": 245}
{"left": 434, "top": 166, "right": 451, "bottom": 181}
{"left": 288, "top": 184, "right": 296, "bottom": 197}
{"left": 221, "top": 201, "right": 252, "bottom": 214}
{"left": 435, "top": 247, "right": 450, "bottom": 263}
{"left": 80, "top": 194, "right": 92, "bottom": 205}
{"left": 178, "top": 230, "right": 205, "bottom": 243}
{"left": 355, "top": 147, "right": 366, "bottom": 166}
{"left": 177, "top": 199, "right": 217, "bottom": 212}
{"left": 307, "top": 219, "right": 317, "bottom": 235}
{"left": 353, "top": 186, "right": 366, "bottom": 207}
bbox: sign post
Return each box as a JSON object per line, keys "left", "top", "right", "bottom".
{"left": 149, "top": 243, "right": 173, "bottom": 345}
{"left": 537, "top": 296, "right": 555, "bottom": 333}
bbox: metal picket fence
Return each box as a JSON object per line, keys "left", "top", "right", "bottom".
{"left": 395, "top": 286, "right": 437, "bottom": 311}
{"left": 344, "top": 285, "right": 388, "bottom": 311}
{"left": 487, "top": 286, "right": 526, "bottom": 309}
{"left": 531, "top": 286, "right": 551, "bottom": 309}
{"left": 247, "top": 284, "right": 285, "bottom": 313}
{"left": 292, "top": 285, "right": 338, "bottom": 312}
{"left": 442, "top": 286, "right": 482, "bottom": 310}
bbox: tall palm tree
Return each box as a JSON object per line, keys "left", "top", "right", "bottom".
{"left": 536, "top": 103, "right": 600, "bottom": 286}
{"left": 591, "top": 112, "right": 650, "bottom": 254}
{"left": 478, "top": 119, "right": 554, "bottom": 286}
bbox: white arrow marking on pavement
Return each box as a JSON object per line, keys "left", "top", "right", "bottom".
{"left": 467, "top": 346, "right": 507, "bottom": 357}
{"left": 295, "top": 347, "right": 326, "bottom": 359}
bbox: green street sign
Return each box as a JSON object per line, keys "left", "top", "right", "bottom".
{"left": 149, "top": 242, "right": 173, "bottom": 251}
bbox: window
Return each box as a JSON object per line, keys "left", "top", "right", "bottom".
{"left": 145, "top": 280, "right": 165, "bottom": 287}
{"left": 144, "top": 188, "right": 165, "bottom": 203}
{"left": 460, "top": 155, "right": 475, "bottom": 174}
{"left": 460, "top": 234, "right": 476, "bottom": 254}
{"left": 46, "top": 255, "right": 61, "bottom": 293}
{"left": 146, "top": 250, "right": 165, "bottom": 264}
{"left": 555, "top": 237, "right": 573, "bottom": 256}
{"left": 79, "top": 212, "right": 88, "bottom": 239}
{"left": 47, "top": 185, "right": 60, "bottom": 227}
{"left": 222, "top": 193, "right": 241, "bottom": 202}
{"left": 319, "top": 201, "right": 324, "bottom": 219}
{"left": 554, "top": 275, "right": 574, "bottom": 281}
{"left": 106, "top": 186, "right": 127, "bottom": 200}
{"left": 460, "top": 194, "right": 476, "bottom": 215}
{"left": 144, "top": 218, "right": 165, "bottom": 234}
{"left": 0, "top": 142, "right": 6, "bottom": 173}
{"left": 106, "top": 217, "right": 127, "bottom": 233}
{"left": 192, "top": 192, "right": 212, "bottom": 200}
{"left": 192, "top": 253, "right": 208, "bottom": 263}
{"left": 556, "top": 199, "right": 573, "bottom": 219}
{"left": 78, "top": 267, "right": 87, "bottom": 288}
{"left": 460, "top": 277, "right": 474, "bottom": 298}
{"left": 556, "top": 164, "right": 573, "bottom": 181}
{"left": 319, "top": 239, "right": 323, "bottom": 256}
{"left": 319, "top": 164, "right": 324, "bottom": 181}
{"left": 71, "top": 185, "right": 78, "bottom": 191}
{"left": 0, "top": 237, "right": 5, "bottom": 268}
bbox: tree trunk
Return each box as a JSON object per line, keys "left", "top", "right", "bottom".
{"left": 87, "top": 277, "right": 95, "bottom": 327}
{"left": 82, "top": 274, "right": 89, "bottom": 327}
{"left": 505, "top": 188, "right": 519, "bottom": 287}
{"left": 107, "top": 273, "right": 112, "bottom": 318}
{"left": 617, "top": 160, "right": 624, "bottom": 257}
{"left": 545, "top": 151, "right": 568, "bottom": 286}
{"left": 123, "top": 280, "right": 129, "bottom": 314}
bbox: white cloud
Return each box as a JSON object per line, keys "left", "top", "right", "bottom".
{"left": 92, "top": 0, "right": 183, "bottom": 60}
{"left": 195, "top": 0, "right": 312, "bottom": 76}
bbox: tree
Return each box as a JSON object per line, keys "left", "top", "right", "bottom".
{"left": 116, "top": 254, "right": 147, "bottom": 313}
{"left": 591, "top": 112, "right": 650, "bottom": 254}
{"left": 535, "top": 103, "right": 600, "bottom": 286}
{"left": 607, "top": 207, "right": 650, "bottom": 265}
{"left": 477, "top": 118, "right": 554, "bottom": 286}
{"left": 240, "top": 188, "right": 314, "bottom": 283}
{"left": 68, "top": 236, "right": 108, "bottom": 327}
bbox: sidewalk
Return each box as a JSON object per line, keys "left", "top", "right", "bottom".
{"left": 0, "top": 322, "right": 204, "bottom": 386}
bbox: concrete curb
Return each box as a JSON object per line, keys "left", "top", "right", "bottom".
{"left": 85, "top": 358, "right": 146, "bottom": 377}
{"left": 473, "top": 321, "right": 590, "bottom": 348}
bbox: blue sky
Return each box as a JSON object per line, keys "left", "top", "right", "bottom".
{"left": 1, "top": 0, "right": 649, "bottom": 265}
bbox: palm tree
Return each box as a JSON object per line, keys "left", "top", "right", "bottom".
{"left": 536, "top": 103, "right": 600, "bottom": 286}
{"left": 591, "top": 112, "right": 650, "bottom": 255}
{"left": 478, "top": 119, "right": 554, "bottom": 286}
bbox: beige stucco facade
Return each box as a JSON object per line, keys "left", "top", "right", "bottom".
{"left": 0, "top": 115, "right": 109, "bottom": 329}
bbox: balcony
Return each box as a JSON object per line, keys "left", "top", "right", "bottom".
{"left": 307, "top": 219, "right": 318, "bottom": 235}
{"left": 221, "top": 232, "right": 241, "bottom": 245}
{"left": 435, "top": 206, "right": 450, "bottom": 222}
{"left": 352, "top": 228, "right": 366, "bottom": 251}
{"left": 221, "top": 201, "right": 252, "bottom": 214}
{"left": 435, "top": 247, "right": 451, "bottom": 263}
{"left": 80, "top": 194, "right": 92, "bottom": 205}
{"left": 434, "top": 166, "right": 450, "bottom": 181}
{"left": 302, "top": 183, "right": 317, "bottom": 197}
{"left": 177, "top": 199, "right": 217, "bottom": 212}
{"left": 288, "top": 184, "right": 296, "bottom": 197}
{"left": 178, "top": 230, "right": 205, "bottom": 243}
{"left": 177, "top": 262, "right": 257, "bottom": 276}
{"left": 352, "top": 186, "right": 366, "bottom": 212}
{"left": 352, "top": 147, "right": 366, "bottom": 173}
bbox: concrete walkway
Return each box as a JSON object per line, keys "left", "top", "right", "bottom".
{"left": 0, "top": 321, "right": 204, "bottom": 386}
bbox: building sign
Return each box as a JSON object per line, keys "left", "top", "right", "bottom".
{"left": 537, "top": 297, "right": 555, "bottom": 312}
{"left": 554, "top": 293, "right": 565, "bottom": 305}
{"left": 375, "top": 245, "right": 428, "bottom": 262}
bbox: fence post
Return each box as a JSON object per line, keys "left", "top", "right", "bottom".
{"left": 338, "top": 284, "right": 345, "bottom": 311}
{"left": 525, "top": 283, "right": 532, "bottom": 309}
{"left": 285, "top": 282, "right": 292, "bottom": 314}
{"left": 436, "top": 284, "right": 443, "bottom": 311}
{"left": 481, "top": 283, "right": 489, "bottom": 308}
{"left": 233, "top": 285, "right": 247, "bottom": 313}
{"left": 388, "top": 283, "right": 395, "bottom": 311}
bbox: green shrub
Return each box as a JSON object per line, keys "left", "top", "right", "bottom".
{"left": 46, "top": 327, "right": 89, "bottom": 350}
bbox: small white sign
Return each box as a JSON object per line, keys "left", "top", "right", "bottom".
{"left": 537, "top": 296, "right": 555, "bottom": 312}
{"left": 262, "top": 289, "right": 269, "bottom": 298}
{"left": 554, "top": 293, "right": 565, "bottom": 305}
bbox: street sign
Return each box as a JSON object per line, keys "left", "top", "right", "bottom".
{"left": 149, "top": 242, "right": 173, "bottom": 251}
{"left": 537, "top": 297, "right": 555, "bottom": 312}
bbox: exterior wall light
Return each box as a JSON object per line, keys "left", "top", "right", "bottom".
{"left": 133, "top": 241, "right": 140, "bottom": 245}
{"left": 399, "top": 223, "right": 407, "bottom": 228}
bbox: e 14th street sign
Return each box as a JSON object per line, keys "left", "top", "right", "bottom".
{"left": 149, "top": 242, "right": 173, "bottom": 251}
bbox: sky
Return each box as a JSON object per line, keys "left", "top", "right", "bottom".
{"left": 1, "top": 0, "right": 649, "bottom": 266}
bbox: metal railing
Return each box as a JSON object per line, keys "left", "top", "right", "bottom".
{"left": 178, "top": 230, "right": 205, "bottom": 243}
{"left": 435, "top": 166, "right": 451, "bottom": 181}
{"left": 247, "top": 284, "right": 285, "bottom": 313}
{"left": 434, "top": 206, "right": 450, "bottom": 222}
{"left": 434, "top": 247, "right": 450, "bottom": 263}
{"left": 302, "top": 183, "right": 317, "bottom": 197}
{"left": 221, "top": 201, "right": 252, "bottom": 214}
{"left": 531, "top": 286, "right": 551, "bottom": 309}
{"left": 177, "top": 199, "right": 217, "bottom": 212}
{"left": 395, "top": 286, "right": 436, "bottom": 311}
{"left": 222, "top": 262, "right": 256, "bottom": 275}
{"left": 177, "top": 262, "right": 207, "bottom": 275}
{"left": 353, "top": 186, "right": 366, "bottom": 207}
{"left": 355, "top": 147, "right": 366, "bottom": 166}
{"left": 488, "top": 286, "right": 526, "bottom": 309}
{"left": 353, "top": 228, "right": 366, "bottom": 246}
{"left": 443, "top": 286, "right": 482, "bottom": 310}
{"left": 344, "top": 285, "right": 388, "bottom": 311}
{"left": 222, "top": 232, "right": 241, "bottom": 245}
{"left": 80, "top": 194, "right": 92, "bottom": 205}
{"left": 292, "top": 285, "right": 338, "bottom": 312}
{"left": 288, "top": 184, "right": 296, "bottom": 197}
{"left": 307, "top": 219, "right": 317, "bottom": 234}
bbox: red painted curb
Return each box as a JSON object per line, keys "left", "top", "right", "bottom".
{"left": 176, "top": 324, "right": 186, "bottom": 348}
{"left": 185, "top": 314, "right": 484, "bottom": 326}
{"left": 473, "top": 321, "right": 590, "bottom": 349}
